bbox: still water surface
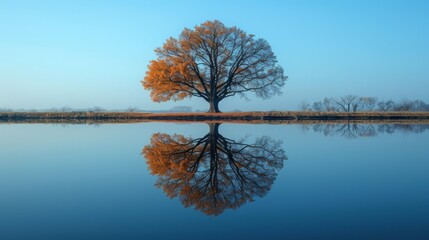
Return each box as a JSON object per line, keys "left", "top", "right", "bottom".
{"left": 0, "top": 123, "right": 428, "bottom": 239}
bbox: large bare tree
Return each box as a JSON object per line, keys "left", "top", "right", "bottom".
{"left": 142, "top": 20, "right": 287, "bottom": 112}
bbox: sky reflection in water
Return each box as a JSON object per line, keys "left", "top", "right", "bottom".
{"left": 0, "top": 123, "right": 428, "bottom": 239}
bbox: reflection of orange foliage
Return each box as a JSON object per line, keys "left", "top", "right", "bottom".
{"left": 144, "top": 133, "right": 200, "bottom": 179}
{"left": 142, "top": 124, "right": 287, "bottom": 215}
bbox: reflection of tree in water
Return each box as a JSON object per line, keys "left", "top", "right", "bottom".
{"left": 304, "top": 124, "right": 429, "bottom": 138}
{"left": 310, "top": 124, "right": 377, "bottom": 138}
{"left": 377, "top": 124, "right": 429, "bottom": 134}
{"left": 142, "top": 123, "right": 287, "bottom": 215}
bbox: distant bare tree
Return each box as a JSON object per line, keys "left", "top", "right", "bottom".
{"left": 323, "top": 97, "right": 337, "bottom": 111}
{"left": 312, "top": 101, "right": 324, "bottom": 111}
{"left": 393, "top": 100, "right": 414, "bottom": 111}
{"left": 377, "top": 100, "right": 395, "bottom": 111}
{"left": 409, "top": 100, "right": 428, "bottom": 111}
{"left": 310, "top": 98, "right": 336, "bottom": 111}
{"left": 60, "top": 106, "right": 73, "bottom": 112}
{"left": 170, "top": 106, "right": 193, "bottom": 112}
{"left": 335, "top": 95, "right": 358, "bottom": 112}
{"left": 360, "top": 97, "right": 377, "bottom": 111}
{"left": 127, "top": 107, "right": 138, "bottom": 112}
{"left": 300, "top": 101, "right": 312, "bottom": 111}
{"left": 392, "top": 99, "right": 429, "bottom": 112}
{"left": 88, "top": 106, "right": 105, "bottom": 112}
{"left": 351, "top": 98, "right": 366, "bottom": 112}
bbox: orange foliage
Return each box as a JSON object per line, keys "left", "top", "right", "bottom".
{"left": 143, "top": 60, "right": 194, "bottom": 102}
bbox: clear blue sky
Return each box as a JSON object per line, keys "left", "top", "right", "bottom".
{"left": 1, "top": 0, "right": 428, "bottom": 111}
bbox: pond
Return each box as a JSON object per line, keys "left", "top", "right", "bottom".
{"left": 0, "top": 123, "right": 428, "bottom": 239}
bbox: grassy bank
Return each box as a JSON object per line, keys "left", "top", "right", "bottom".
{"left": 1, "top": 111, "right": 429, "bottom": 124}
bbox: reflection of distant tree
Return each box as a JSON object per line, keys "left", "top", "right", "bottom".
{"left": 305, "top": 124, "right": 429, "bottom": 138}
{"left": 142, "top": 123, "right": 287, "bottom": 216}
{"left": 377, "top": 124, "right": 429, "bottom": 134}
{"left": 312, "top": 124, "right": 376, "bottom": 138}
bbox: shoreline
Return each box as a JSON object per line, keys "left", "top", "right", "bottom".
{"left": 1, "top": 111, "right": 429, "bottom": 124}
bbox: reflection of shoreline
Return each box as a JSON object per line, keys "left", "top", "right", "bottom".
{"left": 142, "top": 123, "right": 287, "bottom": 216}
{"left": 302, "top": 124, "right": 429, "bottom": 138}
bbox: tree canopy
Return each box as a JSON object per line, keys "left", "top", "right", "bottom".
{"left": 142, "top": 20, "right": 287, "bottom": 112}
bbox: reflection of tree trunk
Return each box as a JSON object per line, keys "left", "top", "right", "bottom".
{"left": 208, "top": 123, "right": 220, "bottom": 135}
{"left": 208, "top": 123, "right": 220, "bottom": 199}
{"left": 208, "top": 99, "right": 220, "bottom": 113}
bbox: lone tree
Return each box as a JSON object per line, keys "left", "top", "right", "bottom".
{"left": 142, "top": 20, "right": 287, "bottom": 112}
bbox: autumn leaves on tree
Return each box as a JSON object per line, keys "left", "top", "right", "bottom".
{"left": 142, "top": 20, "right": 287, "bottom": 112}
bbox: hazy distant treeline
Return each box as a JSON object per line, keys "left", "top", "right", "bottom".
{"left": 0, "top": 106, "right": 195, "bottom": 113}
{"left": 0, "top": 106, "right": 109, "bottom": 113}
{"left": 301, "top": 95, "right": 429, "bottom": 112}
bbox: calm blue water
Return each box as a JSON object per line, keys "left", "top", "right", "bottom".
{"left": 0, "top": 123, "right": 428, "bottom": 240}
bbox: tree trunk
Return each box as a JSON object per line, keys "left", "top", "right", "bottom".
{"left": 208, "top": 99, "right": 220, "bottom": 113}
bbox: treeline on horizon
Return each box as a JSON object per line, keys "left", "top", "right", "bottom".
{"left": 0, "top": 106, "right": 196, "bottom": 113}
{"left": 2, "top": 96, "right": 429, "bottom": 113}
{"left": 301, "top": 95, "right": 429, "bottom": 112}
{"left": 0, "top": 106, "right": 115, "bottom": 113}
